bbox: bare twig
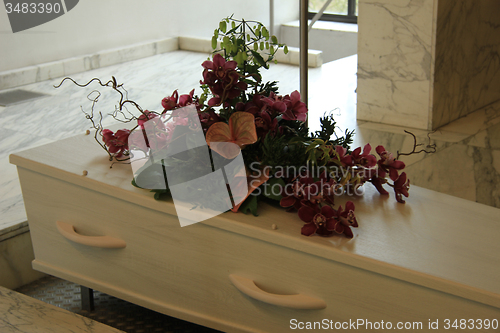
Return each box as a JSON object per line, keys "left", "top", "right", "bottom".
{"left": 397, "top": 130, "right": 436, "bottom": 160}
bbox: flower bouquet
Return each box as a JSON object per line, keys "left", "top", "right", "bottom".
{"left": 57, "top": 17, "right": 414, "bottom": 238}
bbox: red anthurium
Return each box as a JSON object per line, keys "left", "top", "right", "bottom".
{"left": 393, "top": 172, "right": 410, "bottom": 203}
{"left": 205, "top": 112, "right": 258, "bottom": 159}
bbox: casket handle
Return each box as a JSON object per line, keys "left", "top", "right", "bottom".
{"left": 56, "top": 221, "right": 126, "bottom": 249}
{"left": 229, "top": 274, "right": 326, "bottom": 310}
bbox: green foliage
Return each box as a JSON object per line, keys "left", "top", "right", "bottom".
{"left": 311, "top": 113, "right": 355, "bottom": 150}
{"left": 238, "top": 195, "right": 259, "bottom": 216}
{"left": 212, "top": 15, "right": 288, "bottom": 91}
{"left": 262, "top": 177, "right": 285, "bottom": 201}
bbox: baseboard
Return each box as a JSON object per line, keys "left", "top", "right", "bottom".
{"left": 1, "top": 36, "right": 322, "bottom": 90}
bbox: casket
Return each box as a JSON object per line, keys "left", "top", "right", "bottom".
{"left": 10, "top": 132, "right": 500, "bottom": 332}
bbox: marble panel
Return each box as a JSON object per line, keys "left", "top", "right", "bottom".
{"left": 0, "top": 232, "right": 45, "bottom": 290}
{"left": 403, "top": 143, "right": 476, "bottom": 202}
{"left": 470, "top": 146, "right": 500, "bottom": 208}
{"left": 432, "top": 0, "right": 500, "bottom": 128}
{"left": 357, "top": 0, "right": 437, "bottom": 130}
{"left": 492, "top": 150, "right": 500, "bottom": 175}
{"left": 0, "top": 285, "right": 122, "bottom": 332}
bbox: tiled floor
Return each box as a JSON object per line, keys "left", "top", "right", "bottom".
{"left": 16, "top": 275, "right": 221, "bottom": 333}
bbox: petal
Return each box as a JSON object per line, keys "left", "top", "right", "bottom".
{"left": 231, "top": 169, "right": 270, "bottom": 212}
{"left": 290, "top": 90, "right": 301, "bottom": 103}
{"left": 321, "top": 205, "right": 335, "bottom": 218}
{"left": 208, "top": 97, "right": 221, "bottom": 107}
{"left": 212, "top": 53, "right": 225, "bottom": 68}
{"left": 343, "top": 226, "right": 354, "bottom": 238}
{"left": 229, "top": 112, "right": 258, "bottom": 147}
{"left": 202, "top": 60, "right": 214, "bottom": 70}
{"left": 375, "top": 145, "right": 386, "bottom": 156}
{"left": 362, "top": 143, "right": 372, "bottom": 155}
{"left": 391, "top": 160, "right": 406, "bottom": 170}
{"left": 298, "top": 205, "right": 316, "bottom": 223}
{"left": 280, "top": 195, "right": 297, "bottom": 208}
{"left": 389, "top": 168, "right": 400, "bottom": 182}
{"left": 206, "top": 121, "right": 231, "bottom": 145}
{"left": 326, "top": 218, "right": 337, "bottom": 230}
{"left": 273, "top": 101, "right": 287, "bottom": 113}
{"left": 345, "top": 201, "right": 355, "bottom": 212}
{"left": 301, "top": 222, "right": 317, "bottom": 236}
{"left": 296, "top": 113, "right": 307, "bottom": 122}
{"left": 224, "top": 60, "right": 238, "bottom": 71}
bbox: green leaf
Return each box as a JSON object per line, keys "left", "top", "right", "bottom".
{"left": 152, "top": 189, "right": 170, "bottom": 200}
{"left": 259, "top": 41, "right": 265, "bottom": 51}
{"left": 219, "top": 20, "right": 227, "bottom": 33}
{"left": 211, "top": 36, "right": 217, "bottom": 50}
{"left": 231, "top": 21, "right": 236, "bottom": 29}
{"left": 250, "top": 50, "right": 268, "bottom": 69}
{"left": 262, "top": 177, "right": 285, "bottom": 201}
{"left": 253, "top": 42, "right": 258, "bottom": 51}
{"left": 265, "top": 42, "right": 269, "bottom": 50}
{"left": 284, "top": 45, "right": 289, "bottom": 54}
{"left": 271, "top": 35, "right": 278, "bottom": 44}
{"left": 246, "top": 34, "right": 251, "bottom": 42}
{"left": 262, "top": 27, "right": 269, "bottom": 39}
{"left": 238, "top": 195, "right": 259, "bottom": 216}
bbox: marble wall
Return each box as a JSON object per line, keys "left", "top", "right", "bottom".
{"left": 432, "top": 0, "right": 500, "bottom": 128}
{"left": 357, "top": 0, "right": 500, "bottom": 131}
{"left": 357, "top": 0, "right": 436, "bottom": 130}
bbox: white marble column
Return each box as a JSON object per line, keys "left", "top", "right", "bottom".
{"left": 357, "top": 0, "right": 500, "bottom": 131}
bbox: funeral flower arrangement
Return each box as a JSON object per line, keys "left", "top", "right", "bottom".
{"left": 57, "top": 17, "right": 413, "bottom": 238}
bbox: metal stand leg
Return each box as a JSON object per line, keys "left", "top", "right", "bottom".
{"left": 80, "top": 285, "right": 95, "bottom": 311}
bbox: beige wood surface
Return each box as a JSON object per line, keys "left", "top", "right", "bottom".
{"left": 10, "top": 132, "right": 500, "bottom": 332}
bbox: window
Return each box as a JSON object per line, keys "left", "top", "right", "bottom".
{"left": 308, "top": 0, "right": 358, "bottom": 24}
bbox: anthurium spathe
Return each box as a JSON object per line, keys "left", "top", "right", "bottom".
{"left": 205, "top": 112, "right": 258, "bottom": 159}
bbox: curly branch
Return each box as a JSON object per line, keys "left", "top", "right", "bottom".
{"left": 396, "top": 130, "right": 436, "bottom": 160}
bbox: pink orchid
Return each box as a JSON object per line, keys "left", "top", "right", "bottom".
{"left": 282, "top": 90, "right": 307, "bottom": 122}
{"left": 393, "top": 172, "right": 410, "bottom": 203}
{"left": 327, "top": 201, "right": 357, "bottom": 238}
{"left": 351, "top": 144, "right": 377, "bottom": 168}
{"left": 201, "top": 54, "right": 247, "bottom": 106}
{"left": 102, "top": 129, "right": 130, "bottom": 157}
{"left": 299, "top": 204, "right": 335, "bottom": 237}
{"left": 375, "top": 145, "right": 405, "bottom": 181}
